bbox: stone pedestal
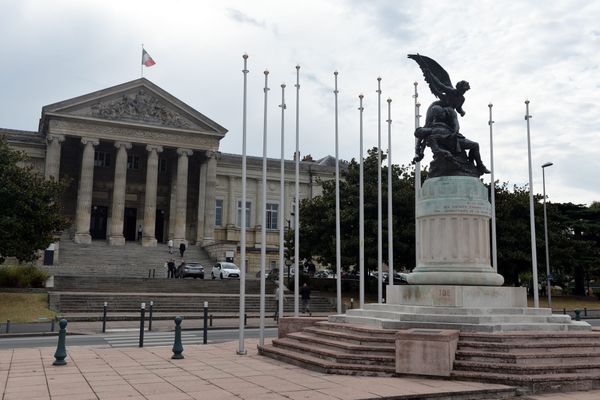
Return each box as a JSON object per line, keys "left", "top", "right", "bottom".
{"left": 387, "top": 285, "right": 527, "bottom": 308}
{"left": 395, "top": 329, "right": 459, "bottom": 377}
{"left": 408, "top": 176, "right": 504, "bottom": 286}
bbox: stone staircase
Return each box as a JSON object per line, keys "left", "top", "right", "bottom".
{"left": 259, "top": 321, "right": 398, "bottom": 376}
{"left": 330, "top": 303, "right": 590, "bottom": 332}
{"left": 49, "top": 239, "right": 214, "bottom": 277}
{"left": 451, "top": 331, "right": 600, "bottom": 393}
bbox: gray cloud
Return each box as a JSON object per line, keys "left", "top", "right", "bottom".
{"left": 226, "top": 8, "right": 266, "bottom": 29}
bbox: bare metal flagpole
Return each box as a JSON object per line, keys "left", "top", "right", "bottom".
{"left": 334, "top": 72, "right": 342, "bottom": 314}
{"left": 386, "top": 98, "right": 393, "bottom": 292}
{"left": 525, "top": 99, "right": 540, "bottom": 309}
{"left": 259, "top": 70, "right": 269, "bottom": 346}
{"left": 376, "top": 78, "right": 383, "bottom": 303}
{"left": 141, "top": 44, "right": 144, "bottom": 78}
{"left": 359, "top": 94, "right": 365, "bottom": 309}
{"left": 294, "top": 66, "right": 300, "bottom": 317}
{"left": 237, "top": 54, "right": 249, "bottom": 356}
{"left": 413, "top": 82, "right": 421, "bottom": 269}
{"left": 278, "top": 84, "right": 286, "bottom": 321}
{"left": 488, "top": 104, "right": 498, "bottom": 272}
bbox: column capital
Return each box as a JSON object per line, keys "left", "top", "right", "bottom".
{"left": 146, "top": 145, "right": 164, "bottom": 153}
{"left": 114, "top": 141, "right": 132, "bottom": 150}
{"left": 177, "top": 148, "right": 193, "bottom": 157}
{"left": 46, "top": 134, "right": 65, "bottom": 144}
{"left": 81, "top": 137, "right": 99, "bottom": 147}
{"left": 205, "top": 150, "right": 216, "bottom": 158}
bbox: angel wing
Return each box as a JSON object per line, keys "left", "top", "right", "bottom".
{"left": 407, "top": 54, "right": 454, "bottom": 99}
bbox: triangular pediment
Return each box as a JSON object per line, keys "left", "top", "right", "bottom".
{"left": 40, "top": 78, "right": 227, "bottom": 135}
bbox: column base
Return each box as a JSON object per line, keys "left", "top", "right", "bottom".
{"left": 73, "top": 233, "right": 91, "bottom": 244}
{"left": 142, "top": 237, "right": 157, "bottom": 247}
{"left": 108, "top": 235, "right": 126, "bottom": 246}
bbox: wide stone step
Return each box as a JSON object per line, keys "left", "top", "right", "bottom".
{"left": 288, "top": 331, "right": 395, "bottom": 354}
{"left": 456, "top": 350, "right": 600, "bottom": 365}
{"left": 460, "top": 331, "right": 600, "bottom": 344}
{"left": 258, "top": 343, "right": 396, "bottom": 376}
{"left": 451, "top": 370, "right": 600, "bottom": 393}
{"left": 302, "top": 327, "right": 396, "bottom": 346}
{"left": 454, "top": 359, "right": 600, "bottom": 375}
{"left": 362, "top": 303, "right": 552, "bottom": 316}
{"left": 458, "top": 340, "right": 600, "bottom": 354}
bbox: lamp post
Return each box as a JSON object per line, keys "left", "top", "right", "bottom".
{"left": 542, "top": 162, "right": 554, "bottom": 308}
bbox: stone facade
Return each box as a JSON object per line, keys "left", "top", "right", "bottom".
{"left": 2, "top": 78, "right": 335, "bottom": 271}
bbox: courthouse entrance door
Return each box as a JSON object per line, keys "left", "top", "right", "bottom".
{"left": 123, "top": 208, "right": 137, "bottom": 241}
{"left": 90, "top": 205, "right": 108, "bottom": 240}
{"left": 155, "top": 209, "right": 165, "bottom": 243}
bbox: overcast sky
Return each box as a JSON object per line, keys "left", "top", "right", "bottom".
{"left": 0, "top": 0, "right": 598, "bottom": 205}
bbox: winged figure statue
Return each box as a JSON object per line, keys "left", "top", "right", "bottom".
{"left": 408, "top": 54, "right": 489, "bottom": 178}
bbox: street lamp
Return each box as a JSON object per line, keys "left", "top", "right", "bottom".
{"left": 542, "top": 162, "right": 554, "bottom": 308}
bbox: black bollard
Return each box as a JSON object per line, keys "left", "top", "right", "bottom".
{"left": 209, "top": 314, "right": 213, "bottom": 327}
{"left": 102, "top": 302, "right": 107, "bottom": 333}
{"left": 139, "top": 302, "right": 146, "bottom": 348}
{"left": 148, "top": 270, "right": 151, "bottom": 279}
{"left": 5, "top": 320, "right": 9, "bottom": 334}
{"left": 53, "top": 319, "right": 68, "bottom": 366}
{"left": 244, "top": 313, "right": 247, "bottom": 327}
{"left": 584, "top": 307, "right": 588, "bottom": 317}
{"left": 51, "top": 318, "right": 55, "bottom": 332}
{"left": 563, "top": 308, "right": 566, "bottom": 315}
{"left": 148, "top": 301, "right": 154, "bottom": 332}
{"left": 575, "top": 309, "right": 581, "bottom": 321}
{"left": 203, "top": 301, "right": 208, "bottom": 345}
{"left": 172, "top": 316, "right": 184, "bottom": 359}
{"left": 152, "top": 269, "right": 156, "bottom": 278}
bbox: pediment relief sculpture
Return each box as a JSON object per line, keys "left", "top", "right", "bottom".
{"left": 88, "top": 89, "right": 196, "bottom": 130}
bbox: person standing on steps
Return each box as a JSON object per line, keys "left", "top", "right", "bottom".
{"left": 167, "top": 259, "right": 176, "bottom": 279}
{"left": 168, "top": 239, "right": 174, "bottom": 254}
{"left": 300, "top": 282, "right": 311, "bottom": 316}
{"left": 137, "top": 225, "right": 143, "bottom": 241}
{"left": 179, "top": 242, "right": 186, "bottom": 258}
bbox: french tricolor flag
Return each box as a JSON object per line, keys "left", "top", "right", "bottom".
{"left": 142, "top": 49, "right": 156, "bottom": 67}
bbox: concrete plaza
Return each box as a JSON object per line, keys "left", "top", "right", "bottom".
{"left": 1, "top": 339, "right": 599, "bottom": 400}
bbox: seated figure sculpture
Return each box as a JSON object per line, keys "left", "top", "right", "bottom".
{"left": 408, "top": 54, "right": 490, "bottom": 178}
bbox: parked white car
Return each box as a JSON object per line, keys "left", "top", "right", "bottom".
{"left": 211, "top": 262, "right": 241, "bottom": 279}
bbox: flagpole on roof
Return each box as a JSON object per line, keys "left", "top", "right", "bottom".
{"left": 141, "top": 44, "right": 144, "bottom": 78}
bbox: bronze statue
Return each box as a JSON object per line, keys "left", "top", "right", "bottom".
{"left": 408, "top": 54, "right": 489, "bottom": 178}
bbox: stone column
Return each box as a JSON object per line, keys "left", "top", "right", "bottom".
{"left": 108, "top": 141, "right": 132, "bottom": 246}
{"left": 203, "top": 151, "right": 217, "bottom": 243}
{"left": 168, "top": 159, "right": 177, "bottom": 240}
{"left": 174, "top": 148, "right": 193, "bottom": 245}
{"left": 195, "top": 155, "right": 208, "bottom": 244}
{"left": 44, "top": 134, "right": 65, "bottom": 180}
{"left": 142, "top": 145, "right": 163, "bottom": 247}
{"left": 227, "top": 175, "right": 236, "bottom": 226}
{"left": 74, "top": 137, "right": 99, "bottom": 244}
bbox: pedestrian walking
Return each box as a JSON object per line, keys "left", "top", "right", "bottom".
{"left": 300, "top": 283, "right": 311, "bottom": 316}
{"left": 168, "top": 239, "right": 173, "bottom": 254}
{"left": 274, "top": 286, "right": 285, "bottom": 321}
{"left": 137, "top": 225, "right": 143, "bottom": 241}
{"left": 167, "top": 259, "right": 176, "bottom": 279}
{"left": 179, "top": 242, "right": 186, "bottom": 258}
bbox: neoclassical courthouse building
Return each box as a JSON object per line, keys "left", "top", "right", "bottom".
{"left": 4, "top": 78, "right": 335, "bottom": 270}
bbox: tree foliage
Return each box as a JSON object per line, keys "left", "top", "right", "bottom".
{"left": 0, "top": 136, "right": 69, "bottom": 263}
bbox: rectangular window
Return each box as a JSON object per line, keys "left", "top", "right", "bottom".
{"left": 236, "top": 200, "right": 251, "bottom": 227}
{"left": 127, "top": 155, "right": 140, "bottom": 170}
{"left": 94, "top": 151, "right": 111, "bottom": 167}
{"left": 158, "top": 158, "right": 167, "bottom": 174}
{"left": 266, "top": 203, "right": 279, "bottom": 230}
{"left": 215, "top": 199, "right": 223, "bottom": 226}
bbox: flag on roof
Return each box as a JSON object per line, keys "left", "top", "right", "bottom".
{"left": 142, "top": 49, "right": 156, "bottom": 67}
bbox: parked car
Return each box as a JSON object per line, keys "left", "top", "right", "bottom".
{"left": 211, "top": 262, "right": 241, "bottom": 279}
{"left": 314, "top": 270, "right": 334, "bottom": 279}
{"left": 176, "top": 262, "right": 205, "bottom": 279}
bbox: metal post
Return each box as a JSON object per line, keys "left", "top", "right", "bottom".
{"left": 102, "top": 302, "right": 107, "bottom": 333}
{"left": 488, "top": 104, "right": 498, "bottom": 272}
{"left": 525, "top": 100, "right": 539, "bottom": 308}
{"left": 376, "top": 78, "right": 383, "bottom": 304}
{"left": 51, "top": 318, "right": 55, "bottom": 332}
{"left": 152, "top": 269, "right": 155, "bottom": 278}
{"left": 387, "top": 98, "right": 394, "bottom": 287}
{"left": 259, "top": 70, "right": 269, "bottom": 347}
{"left": 334, "top": 71, "right": 342, "bottom": 314}
{"left": 172, "top": 316, "right": 184, "bottom": 359}
{"left": 358, "top": 94, "right": 365, "bottom": 309}
{"left": 203, "top": 301, "right": 208, "bottom": 344}
{"left": 5, "top": 320, "right": 9, "bottom": 334}
{"left": 139, "top": 302, "right": 145, "bottom": 348}
{"left": 244, "top": 313, "right": 247, "bottom": 326}
{"left": 278, "top": 83, "right": 286, "bottom": 322}
{"left": 350, "top": 298, "right": 354, "bottom": 310}
{"left": 148, "top": 270, "right": 151, "bottom": 279}
{"left": 542, "top": 162, "right": 554, "bottom": 308}
{"left": 238, "top": 53, "right": 249, "bottom": 356}
{"left": 575, "top": 310, "right": 581, "bottom": 321}
{"left": 148, "top": 300, "right": 154, "bottom": 332}
{"left": 53, "top": 319, "right": 68, "bottom": 366}
{"left": 210, "top": 314, "right": 213, "bottom": 327}
{"left": 294, "top": 65, "right": 301, "bottom": 318}
{"left": 413, "top": 82, "right": 421, "bottom": 269}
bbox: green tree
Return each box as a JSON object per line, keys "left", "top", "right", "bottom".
{"left": 0, "top": 136, "right": 69, "bottom": 263}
